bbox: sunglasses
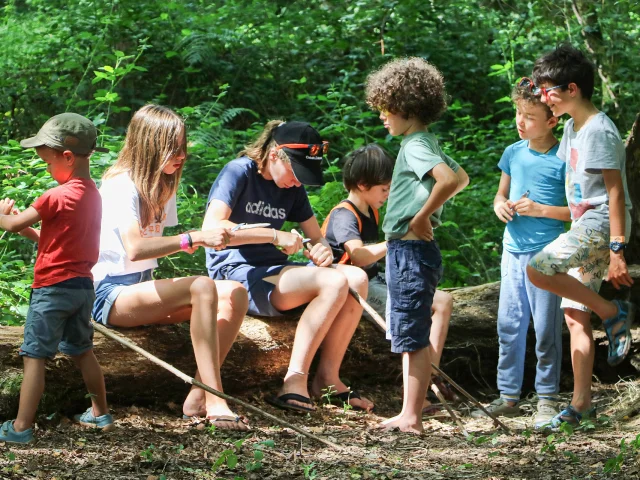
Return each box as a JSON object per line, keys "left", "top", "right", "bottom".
{"left": 276, "top": 141, "right": 329, "bottom": 157}
{"left": 517, "top": 77, "right": 568, "bottom": 99}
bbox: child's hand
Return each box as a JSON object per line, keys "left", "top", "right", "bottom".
{"left": 513, "top": 198, "right": 542, "bottom": 217}
{"left": 607, "top": 252, "right": 634, "bottom": 289}
{"left": 303, "top": 242, "right": 333, "bottom": 267}
{"left": 195, "top": 228, "right": 233, "bottom": 251}
{"left": 274, "top": 231, "right": 303, "bottom": 255}
{"left": 0, "top": 197, "right": 15, "bottom": 216}
{"left": 494, "top": 200, "right": 514, "bottom": 223}
{"left": 409, "top": 216, "right": 434, "bottom": 241}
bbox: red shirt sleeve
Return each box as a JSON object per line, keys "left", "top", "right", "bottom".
{"left": 31, "top": 187, "right": 63, "bottom": 221}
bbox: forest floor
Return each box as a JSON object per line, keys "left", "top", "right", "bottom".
{"left": 1, "top": 377, "right": 640, "bottom": 480}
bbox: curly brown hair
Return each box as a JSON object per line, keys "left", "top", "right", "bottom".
{"left": 511, "top": 85, "right": 553, "bottom": 118}
{"left": 365, "top": 57, "right": 447, "bottom": 127}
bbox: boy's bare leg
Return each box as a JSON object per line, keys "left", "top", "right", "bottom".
{"left": 73, "top": 350, "right": 109, "bottom": 416}
{"left": 13, "top": 357, "right": 45, "bottom": 432}
{"left": 527, "top": 267, "right": 617, "bottom": 320}
{"left": 429, "top": 290, "right": 453, "bottom": 368}
{"left": 380, "top": 347, "right": 431, "bottom": 433}
{"left": 564, "top": 308, "right": 594, "bottom": 412}
{"left": 422, "top": 291, "right": 452, "bottom": 411}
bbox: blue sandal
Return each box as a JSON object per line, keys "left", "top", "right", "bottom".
{"left": 603, "top": 300, "right": 636, "bottom": 366}
{"left": 549, "top": 405, "right": 596, "bottom": 429}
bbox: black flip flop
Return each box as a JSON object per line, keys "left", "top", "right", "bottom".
{"left": 266, "top": 393, "right": 316, "bottom": 413}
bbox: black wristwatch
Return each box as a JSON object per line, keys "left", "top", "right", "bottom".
{"left": 609, "top": 241, "right": 626, "bottom": 253}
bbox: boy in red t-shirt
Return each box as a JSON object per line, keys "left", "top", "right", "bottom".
{"left": 0, "top": 113, "right": 113, "bottom": 443}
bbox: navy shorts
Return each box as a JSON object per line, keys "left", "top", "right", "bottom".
{"left": 385, "top": 240, "right": 443, "bottom": 353}
{"left": 212, "top": 262, "right": 309, "bottom": 317}
{"left": 93, "top": 270, "right": 153, "bottom": 325}
{"left": 20, "top": 277, "right": 95, "bottom": 359}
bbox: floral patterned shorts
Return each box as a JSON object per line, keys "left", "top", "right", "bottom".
{"left": 528, "top": 223, "right": 609, "bottom": 312}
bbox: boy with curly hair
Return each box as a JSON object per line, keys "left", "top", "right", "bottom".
{"left": 365, "top": 58, "right": 467, "bottom": 433}
{"left": 526, "top": 45, "right": 634, "bottom": 428}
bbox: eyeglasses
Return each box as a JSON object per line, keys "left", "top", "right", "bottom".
{"left": 276, "top": 141, "right": 329, "bottom": 157}
{"left": 517, "top": 77, "right": 567, "bottom": 99}
{"left": 534, "top": 84, "right": 568, "bottom": 99}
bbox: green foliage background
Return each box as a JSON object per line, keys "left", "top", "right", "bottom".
{"left": 1, "top": 0, "right": 639, "bottom": 324}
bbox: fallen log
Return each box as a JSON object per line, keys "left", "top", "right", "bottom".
{"left": 1, "top": 266, "right": 638, "bottom": 418}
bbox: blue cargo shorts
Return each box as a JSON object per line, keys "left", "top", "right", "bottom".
{"left": 385, "top": 239, "right": 443, "bottom": 353}
{"left": 20, "top": 277, "right": 96, "bottom": 359}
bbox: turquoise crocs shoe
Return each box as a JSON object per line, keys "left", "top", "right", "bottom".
{"left": 549, "top": 405, "right": 596, "bottom": 430}
{"left": 74, "top": 408, "right": 115, "bottom": 431}
{"left": 603, "top": 300, "right": 636, "bottom": 367}
{"left": 0, "top": 420, "right": 34, "bottom": 444}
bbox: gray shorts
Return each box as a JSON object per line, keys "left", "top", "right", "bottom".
{"left": 20, "top": 277, "right": 96, "bottom": 359}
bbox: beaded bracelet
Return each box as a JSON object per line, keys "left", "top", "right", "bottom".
{"left": 179, "top": 233, "right": 192, "bottom": 251}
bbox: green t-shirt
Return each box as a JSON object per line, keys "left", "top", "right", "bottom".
{"left": 382, "top": 131, "right": 460, "bottom": 240}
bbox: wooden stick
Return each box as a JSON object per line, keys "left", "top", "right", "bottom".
{"left": 431, "top": 364, "right": 511, "bottom": 434}
{"left": 430, "top": 383, "right": 470, "bottom": 438}
{"left": 92, "top": 322, "right": 342, "bottom": 451}
{"left": 348, "top": 288, "right": 511, "bottom": 434}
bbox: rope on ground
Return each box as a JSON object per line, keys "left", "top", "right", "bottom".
{"left": 92, "top": 322, "right": 342, "bottom": 451}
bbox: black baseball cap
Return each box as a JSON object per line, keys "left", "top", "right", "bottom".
{"left": 273, "top": 121, "right": 326, "bottom": 186}
{"left": 20, "top": 112, "right": 108, "bottom": 155}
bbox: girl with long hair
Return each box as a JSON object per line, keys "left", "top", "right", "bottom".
{"left": 92, "top": 104, "right": 249, "bottom": 430}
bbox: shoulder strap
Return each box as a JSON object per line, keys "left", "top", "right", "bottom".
{"left": 320, "top": 200, "right": 362, "bottom": 264}
{"left": 320, "top": 200, "right": 362, "bottom": 237}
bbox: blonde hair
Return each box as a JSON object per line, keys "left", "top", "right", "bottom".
{"left": 238, "top": 119, "right": 289, "bottom": 174}
{"left": 104, "top": 104, "right": 186, "bottom": 228}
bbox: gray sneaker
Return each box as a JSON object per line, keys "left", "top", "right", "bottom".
{"left": 471, "top": 397, "right": 520, "bottom": 419}
{"left": 534, "top": 398, "right": 560, "bottom": 430}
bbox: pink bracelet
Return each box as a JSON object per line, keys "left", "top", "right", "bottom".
{"left": 179, "top": 233, "right": 191, "bottom": 251}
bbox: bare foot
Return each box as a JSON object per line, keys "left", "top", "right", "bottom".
{"left": 376, "top": 415, "right": 423, "bottom": 434}
{"left": 182, "top": 389, "right": 206, "bottom": 418}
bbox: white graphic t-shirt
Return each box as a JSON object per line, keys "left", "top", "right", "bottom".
{"left": 92, "top": 172, "right": 177, "bottom": 284}
{"left": 559, "top": 112, "right": 631, "bottom": 235}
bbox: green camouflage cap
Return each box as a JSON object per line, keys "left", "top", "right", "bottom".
{"left": 20, "top": 112, "right": 108, "bottom": 154}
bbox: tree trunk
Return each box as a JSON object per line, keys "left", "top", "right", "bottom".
{"left": 625, "top": 113, "right": 640, "bottom": 263}
{"left": 2, "top": 266, "right": 639, "bottom": 419}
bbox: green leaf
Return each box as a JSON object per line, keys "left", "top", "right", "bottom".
{"left": 165, "top": 51, "right": 178, "bottom": 59}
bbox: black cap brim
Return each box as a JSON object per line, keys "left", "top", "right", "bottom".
{"left": 284, "top": 148, "right": 325, "bottom": 186}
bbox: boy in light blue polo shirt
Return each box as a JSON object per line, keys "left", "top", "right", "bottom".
{"left": 471, "top": 80, "right": 568, "bottom": 428}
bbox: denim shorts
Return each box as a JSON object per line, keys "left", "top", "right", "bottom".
{"left": 213, "top": 261, "right": 309, "bottom": 317}
{"left": 20, "top": 277, "right": 95, "bottom": 359}
{"left": 93, "top": 269, "right": 153, "bottom": 325}
{"left": 385, "top": 240, "right": 443, "bottom": 353}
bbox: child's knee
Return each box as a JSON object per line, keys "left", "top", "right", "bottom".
{"left": 228, "top": 281, "right": 249, "bottom": 312}
{"left": 190, "top": 276, "right": 218, "bottom": 302}
{"left": 433, "top": 291, "right": 453, "bottom": 317}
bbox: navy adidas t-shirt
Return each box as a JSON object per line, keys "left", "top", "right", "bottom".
{"left": 205, "top": 157, "right": 315, "bottom": 276}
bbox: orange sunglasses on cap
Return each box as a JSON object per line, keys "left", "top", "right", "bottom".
{"left": 276, "top": 141, "right": 329, "bottom": 157}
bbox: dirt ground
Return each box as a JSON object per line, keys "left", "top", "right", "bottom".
{"left": 2, "top": 379, "right": 640, "bottom": 480}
